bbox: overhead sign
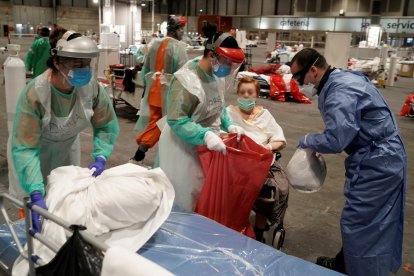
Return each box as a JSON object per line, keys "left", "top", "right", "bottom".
{"left": 240, "top": 16, "right": 414, "bottom": 34}
{"left": 382, "top": 18, "right": 414, "bottom": 33}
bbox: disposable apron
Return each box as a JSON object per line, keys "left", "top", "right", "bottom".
{"left": 135, "top": 38, "right": 172, "bottom": 132}
{"left": 159, "top": 64, "right": 225, "bottom": 211}
{"left": 9, "top": 77, "right": 94, "bottom": 199}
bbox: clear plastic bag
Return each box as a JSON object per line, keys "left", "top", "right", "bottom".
{"left": 285, "top": 148, "right": 327, "bottom": 193}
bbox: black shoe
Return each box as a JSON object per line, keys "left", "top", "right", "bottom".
{"left": 133, "top": 149, "right": 146, "bottom": 161}
{"left": 133, "top": 144, "right": 149, "bottom": 162}
{"left": 316, "top": 256, "right": 347, "bottom": 274}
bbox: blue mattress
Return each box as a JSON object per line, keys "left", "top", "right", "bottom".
{"left": 0, "top": 206, "right": 341, "bottom": 275}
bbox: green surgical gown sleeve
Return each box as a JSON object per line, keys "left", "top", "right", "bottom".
{"left": 11, "top": 81, "right": 45, "bottom": 195}
{"left": 166, "top": 77, "right": 211, "bottom": 145}
{"left": 220, "top": 107, "right": 235, "bottom": 132}
{"left": 90, "top": 84, "right": 120, "bottom": 159}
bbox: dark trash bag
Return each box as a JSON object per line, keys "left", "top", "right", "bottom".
{"left": 36, "top": 225, "right": 104, "bottom": 276}
{"left": 253, "top": 160, "right": 289, "bottom": 226}
{"left": 195, "top": 134, "right": 273, "bottom": 238}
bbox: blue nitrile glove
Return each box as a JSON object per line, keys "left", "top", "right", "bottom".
{"left": 88, "top": 156, "right": 106, "bottom": 177}
{"left": 298, "top": 135, "right": 309, "bottom": 148}
{"left": 30, "top": 192, "right": 47, "bottom": 233}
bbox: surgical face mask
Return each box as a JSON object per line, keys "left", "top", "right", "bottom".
{"left": 62, "top": 67, "right": 93, "bottom": 87}
{"left": 237, "top": 98, "right": 256, "bottom": 111}
{"left": 213, "top": 62, "right": 231, "bottom": 78}
{"left": 301, "top": 83, "right": 318, "bottom": 98}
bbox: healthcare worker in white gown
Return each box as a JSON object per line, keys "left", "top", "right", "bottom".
{"left": 10, "top": 31, "right": 120, "bottom": 233}
{"left": 159, "top": 23, "right": 245, "bottom": 211}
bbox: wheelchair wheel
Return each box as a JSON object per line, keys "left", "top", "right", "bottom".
{"left": 272, "top": 224, "right": 285, "bottom": 250}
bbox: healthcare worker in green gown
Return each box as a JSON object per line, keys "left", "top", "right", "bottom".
{"left": 158, "top": 23, "right": 245, "bottom": 211}
{"left": 25, "top": 27, "right": 51, "bottom": 78}
{"left": 10, "top": 31, "right": 120, "bottom": 233}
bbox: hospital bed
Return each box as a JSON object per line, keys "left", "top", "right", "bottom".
{"left": 0, "top": 193, "right": 342, "bottom": 275}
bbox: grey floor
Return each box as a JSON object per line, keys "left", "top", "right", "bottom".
{"left": 0, "top": 47, "right": 413, "bottom": 275}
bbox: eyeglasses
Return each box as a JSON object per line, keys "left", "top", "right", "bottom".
{"left": 292, "top": 55, "right": 320, "bottom": 85}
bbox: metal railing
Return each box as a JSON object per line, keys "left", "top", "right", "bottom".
{"left": 0, "top": 192, "right": 108, "bottom": 276}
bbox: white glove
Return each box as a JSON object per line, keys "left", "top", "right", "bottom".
{"left": 263, "top": 143, "right": 273, "bottom": 151}
{"left": 228, "top": 125, "right": 245, "bottom": 142}
{"left": 204, "top": 131, "right": 226, "bottom": 155}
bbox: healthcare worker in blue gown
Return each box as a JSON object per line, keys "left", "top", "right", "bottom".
{"left": 290, "top": 48, "right": 406, "bottom": 276}
{"left": 10, "top": 31, "right": 119, "bottom": 233}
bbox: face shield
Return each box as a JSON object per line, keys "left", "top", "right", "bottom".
{"left": 54, "top": 33, "right": 100, "bottom": 86}
{"left": 58, "top": 57, "right": 94, "bottom": 87}
{"left": 212, "top": 45, "right": 245, "bottom": 93}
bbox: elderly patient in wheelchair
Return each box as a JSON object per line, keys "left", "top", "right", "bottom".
{"left": 226, "top": 77, "right": 289, "bottom": 249}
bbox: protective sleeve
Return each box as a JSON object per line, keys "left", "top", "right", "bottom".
{"left": 25, "top": 42, "right": 35, "bottom": 72}
{"left": 166, "top": 77, "right": 211, "bottom": 145}
{"left": 171, "top": 42, "right": 188, "bottom": 73}
{"left": 135, "top": 45, "right": 146, "bottom": 64}
{"left": 220, "top": 107, "right": 235, "bottom": 132}
{"left": 140, "top": 40, "right": 156, "bottom": 87}
{"left": 11, "top": 82, "right": 45, "bottom": 195}
{"left": 306, "top": 81, "right": 360, "bottom": 154}
{"left": 90, "top": 84, "right": 120, "bottom": 159}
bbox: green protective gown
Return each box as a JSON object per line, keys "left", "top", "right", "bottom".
{"left": 25, "top": 37, "right": 51, "bottom": 78}
{"left": 10, "top": 69, "right": 120, "bottom": 197}
{"left": 158, "top": 58, "right": 235, "bottom": 211}
{"left": 134, "top": 44, "right": 148, "bottom": 65}
{"left": 135, "top": 37, "right": 188, "bottom": 132}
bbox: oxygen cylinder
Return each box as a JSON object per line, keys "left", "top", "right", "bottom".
{"left": 4, "top": 44, "right": 27, "bottom": 200}
{"left": 4, "top": 44, "right": 26, "bottom": 133}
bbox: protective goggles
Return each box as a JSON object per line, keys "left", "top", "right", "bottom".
{"left": 292, "top": 55, "right": 320, "bottom": 85}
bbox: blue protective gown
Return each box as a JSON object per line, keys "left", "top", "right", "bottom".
{"left": 306, "top": 69, "right": 406, "bottom": 276}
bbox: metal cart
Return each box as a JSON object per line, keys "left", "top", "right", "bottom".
{"left": 0, "top": 193, "right": 108, "bottom": 276}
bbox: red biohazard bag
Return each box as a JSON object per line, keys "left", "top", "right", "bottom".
{"left": 290, "top": 79, "right": 312, "bottom": 104}
{"left": 195, "top": 134, "right": 273, "bottom": 238}
{"left": 399, "top": 93, "right": 414, "bottom": 116}
{"left": 270, "top": 75, "right": 312, "bottom": 104}
{"left": 269, "top": 74, "right": 287, "bottom": 101}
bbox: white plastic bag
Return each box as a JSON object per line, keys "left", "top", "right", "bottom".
{"left": 285, "top": 148, "right": 327, "bottom": 193}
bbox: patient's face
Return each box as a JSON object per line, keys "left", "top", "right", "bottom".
{"left": 237, "top": 83, "right": 257, "bottom": 99}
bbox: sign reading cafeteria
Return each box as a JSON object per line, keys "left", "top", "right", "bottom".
{"left": 242, "top": 17, "right": 414, "bottom": 34}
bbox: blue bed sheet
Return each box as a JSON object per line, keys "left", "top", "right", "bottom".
{"left": 0, "top": 206, "right": 342, "bottom": 275}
